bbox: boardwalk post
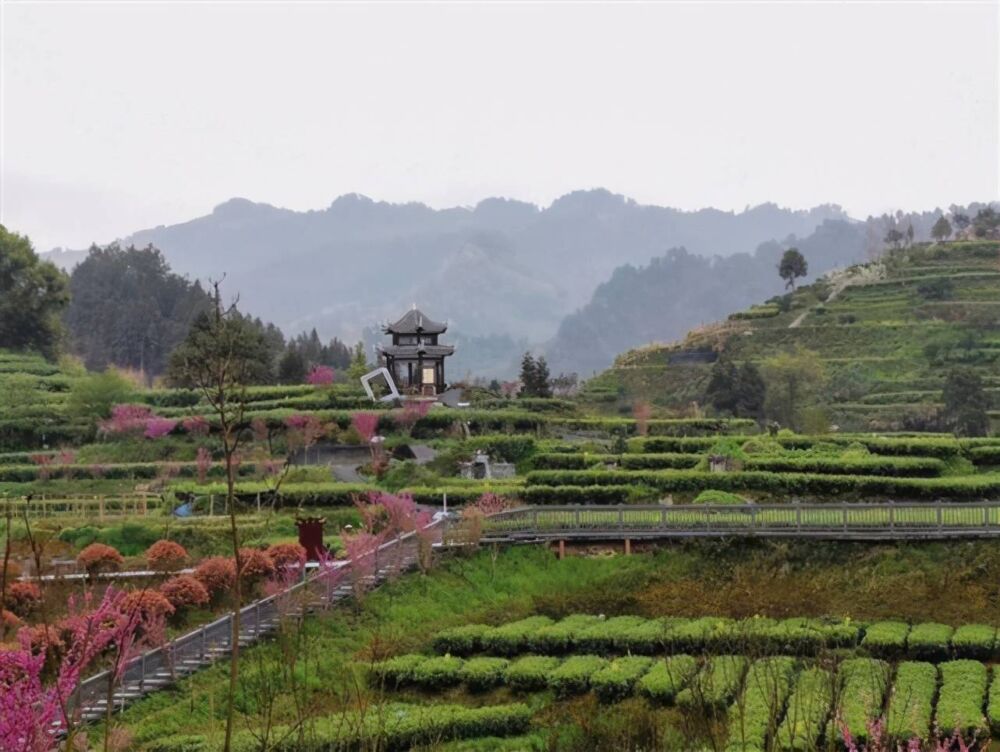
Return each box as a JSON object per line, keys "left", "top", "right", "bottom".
{"left": 558, "top": 539, "right": 565, "bottom": 559}
{"left": 843, "top": 506, "right": 848, "bottom": 533}
{"left": 624, "top": 538, "right": 631, "bottom": 556}
{"left": 984, "top": 505, "right": 990, "bottom": 530}
{"left": 796, "top": 505, "right": 801, "bottom": 533}
{"left": 937, "top": 504, "right": 943, "bottom": 532}
{"left": 617, "top": 507, "right": 624, "bottom": 529}
{"left": 889, "top": 505, "right": 895, "bottom": 532}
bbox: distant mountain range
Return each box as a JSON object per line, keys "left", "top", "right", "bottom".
{"left": 42, "top": 190, "right": 855, "bottom": 378}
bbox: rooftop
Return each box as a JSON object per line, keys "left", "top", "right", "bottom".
{"left": 384, "top": 307, "right": 448, "bottom": 335}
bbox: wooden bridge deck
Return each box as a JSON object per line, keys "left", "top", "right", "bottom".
{"left": 480, "top": 502, "right": 1000, "bottom": 542}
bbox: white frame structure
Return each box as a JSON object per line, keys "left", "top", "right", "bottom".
{"left": 360, "top": 367, "right": 401, "bottom": 403}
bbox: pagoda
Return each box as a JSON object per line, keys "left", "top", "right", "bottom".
{"left": 378, "top": 307, "right": 455, "bottom": 395}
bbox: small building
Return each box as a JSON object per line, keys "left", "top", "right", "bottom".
{"left": 378, "top": 307, "right": 455, "bottom": 396}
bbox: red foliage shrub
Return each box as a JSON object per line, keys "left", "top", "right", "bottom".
{"left": 77, "top": 543, "right": 124, "bottom": 575}
{"left": 159, "top": 575, "right": 210, "bottom": 611}
{"left": 145, "top": 540, "right": 188, "bottom": 572}
{"left": 306, "top": 365, "right": 335, "bottom": 385}
{"left": 23, "top": 622, "right": 66, "bottom": 662}
{"left": 237, "top": 548, "right": 275, "bottom": 582}
{"left": 1, "top": 609, "right": 22, "bottom": 630}
{"left": 266, "top": 543, "right": 307, "bottom": 569}
{"left": 144, "top": 417, "right": 178, "bottom": 439}
{"left": 182, "top": 415, "right": 210, "bottom": 436}
{"left": 5, "top": 581, "right": 42, "bottom": 617}
{"left": 122, "top": 590, "right": 175, "bottom": 620}
{"left": 351, "top": 412, "right": 381, "bottom": 443}
{"left": 193, "top": 556, "right": 236, "bottom": 596}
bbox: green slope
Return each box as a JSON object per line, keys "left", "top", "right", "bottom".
{"left": 587, "top": 240, "right": 1000, "bottom": 431}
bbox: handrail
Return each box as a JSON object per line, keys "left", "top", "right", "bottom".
{"left": 478, "top": 502, "right": 1000, "bottom": 540}
{"left": 65, "top": 519, "right": 442, "bottom": 729}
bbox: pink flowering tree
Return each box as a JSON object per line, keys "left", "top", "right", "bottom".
{"left": 306, "top": 365, "right": 335, "bottom": 386}
{"left": 0, "top": 586, "right": 161, "bottom": 752}
{"left": 181, "top": 415, "right": 210, "bottom": 436}
{"left": 30, "top": 454, "right": 55, "bottom": 482}
{"left": 840, "top": 717, "right": 977, "bottom": 752}
{"left": 195, "top": 446, "right": 212, "bottom": 484}
{"left": 144, "top": 417, "right": 177, "bottom": 440}
{"left": 632, "top": 401, "right": 652, "bottom": 437}
{"left": 351, "top": 412, "right": 386, "bottom": 476}
{"left": 392, "top": 400, "right": 431, "bottom": 436}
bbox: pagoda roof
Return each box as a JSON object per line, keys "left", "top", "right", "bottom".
{"left": 379, "top": 344, "right": 455, "bottom": 358}
{"left": 384, "top": 308, "right": 448, "bottom": 335}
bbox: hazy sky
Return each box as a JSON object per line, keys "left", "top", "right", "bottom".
{"left": 2, "top": 1, "right": 998, "bottom": 252}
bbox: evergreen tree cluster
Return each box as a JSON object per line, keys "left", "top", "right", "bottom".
{"left": 519, "top": 352, "right": 552, "bottom": 397}
{"left": 277, "top": 330, "right": 353, "bottom": 383}
{"left": 704, "top": 357, "right": 766, "bottom": 420}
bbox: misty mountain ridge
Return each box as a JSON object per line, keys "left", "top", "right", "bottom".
{"left": 41, "top": 190, "right": 853, "bottom": 378}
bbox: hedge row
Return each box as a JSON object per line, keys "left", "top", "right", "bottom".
{"left": 740, "top": 455, "right": 945, "bottom": 478}
{"left": 524, "top": 469, "right": 1000, "bottom": 501}
{"left": 627, "top": 434, "right": 1000, "bottom": 459}
{"left": 677, "top": 655, "right": 748, "bottom": 711}
{"left": 637, "top": 655, "right": 699, "bottom": 704}
{"left": 0, "top": 461, "right": 261, "bottom": 483}
{"left": 725, "top": 656, "right": 796, "bottom": 752}
{"left": 886, "top": 662, "right": 937, "bottom": 741}
{"left": 147, "top": 702, "right": 532, "bottom": 752}
{"left": 828, "top": 658, "right": 890, "bottom": 746}
{"left": 935, "top": 660, "right": 988, "bottom": 737}
{"left": 434, "top": 615, "right": 999, "bottom": 662}
{"left": 590, "top": 656, "right": 654, "bottom": 703}
{"left": 774, "top": 667, "right": 833, "bottom": 752}
{"left": 520, "top": 484, "right": 653, "bottom": 505}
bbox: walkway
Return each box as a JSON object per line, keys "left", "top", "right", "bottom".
{"left": 480, "top": 502, "right": 1000, "bottom": 542}
{"left": 63, "top": 523, "right": 441, "bottom": 731}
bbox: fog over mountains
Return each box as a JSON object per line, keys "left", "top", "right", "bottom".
{"left": 43, "top": 190, "right": 862, "bottom": 378}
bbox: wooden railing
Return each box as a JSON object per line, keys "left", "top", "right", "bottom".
{"left": 480, "top": 502, "right": 1000, "bottom": 541}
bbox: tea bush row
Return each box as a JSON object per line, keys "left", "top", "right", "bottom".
{"left": 724, "top": 656, "right": 796, "bottom": 752}
{"left": 435, "top": 614, "right": 999, "bottom": 662}
{"left": 886, "top": 662, "right": 937, "bottom": 741}
{"left": 524, "top": 469, "right": 1000, "bottom": 501}
{"left": 935, "top": 660, "right": 988, "bottom": 737}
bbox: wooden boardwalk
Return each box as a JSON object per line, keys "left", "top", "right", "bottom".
{"left": 62, "top": 524, "right": 439, "bottom": 731}
{"left": 480, "top": 502, "right": 1000, "bottom": 542}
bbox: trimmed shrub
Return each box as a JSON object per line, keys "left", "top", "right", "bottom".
{"left": 725, "top": 656, "right": 796, "bottom": 752}
{"left": 529, "top": 614, "right": 603, "bottom": 654}
{"left": 666, "top": 617, "right": 738, "bottom": 654}
{"left": 458, "top": 657, "right": 509, "bottom": 691}
{"left": 693, "top": 490, "right": 747, "bottom": 505}
{"left": 589, "top": 656, "right": 653, "bottom": 703}
{"left": 861, "top": 621, "right": 910, "bottom": 659}
{"left": 433, "top": 623, "right": 491, "bottom": 656}
{"left": 677, "top": 655, "right": 748, "bottom": 712}
{"left": 77, "top": 542, "right": 124, "bottom": 575}
{"left": 637, "top": 654, "right": 699, "bottom": 704}
{"left": 411, "top": 655, "right": 464, "bottom": 689}
{"left": 886, "top": 662, "right": 937, "bottom": 741}
{"left": 483, "top": 616, "right": 554, "bottom": 656}
{"left": 146, "top": 540, "right": 188, "bottom": 572}
{"left": 265, "top": 543, "right": 307, "bottom": 570}
{"left": 830, "top": 658, "right": 891, "bottom": 746}
{"left": 774, "top": 667, "right": 834, "bottom": 752}
{"left": 122, "top": 590, "right": 175, "bottom": 620}
{"left": 504, "top": 655, "right": 561, "bottom": 691}
{"left": 546, "top": 654, "right": 608, "bottom": 697}
{"left": 369, "top": 654, "right": 427, "bottom": 689}
{"left": 951, "top": 624, "right": 996, "bottom": 660}
{"left": 906, "top": 622, "right": 954, "bottom": 662}
{"left": 577, "top": 615, "right": 651, "bottom": 654}
{"left": 935, "top": 660, "right": 988, "bottom": 738}
{"left": 5, "top": 581, "right": 42, "bottom": 617}
{"left": 159, "top": 575, "right": 210, "bottom": 612}
{"left": 193, "top": 556, "right": 236, "bottom": 597}
{"left": 988, "top": 667, "right": 1000, "bottom": 735}
{"left": 237, "top": 548, "right": 275, "bottom": 583}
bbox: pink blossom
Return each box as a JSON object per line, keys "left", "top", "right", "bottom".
{"left": 306, "top": 365, "right": 335, "bottom": 385}
{"left": 181, "top": 415, "right": 210, "bottom": 436}
{"left": 143, "top": 417, "right": 177, "bottom": 440}
{"left": 99, "top": 404, "right": 154, "bottom": 436}
{"left": 195, "top": 447, "right": 212, "bottom": 484}
{"left": 351, "top": 412, "right": 380, "bottom": 443}
{"left": 392, "top": 400, "right": 431, "bottom": 434}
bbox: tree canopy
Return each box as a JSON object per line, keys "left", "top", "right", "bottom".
{"left": 519, "top": 352, "right": 552, "bottom": 397}
{"left": 931, "top": 216, "right": 952, "bottom": 243}
{"left": 941, "top": 368, "right": 989, "bottom": 437}
{"left": 0, "top": 225, "right": 70, "bottom": 358}
{"left": 65, "top": 244, "right": 212, "bottom": 377}
{"left": 761, "top": 346, "right": 826, "bottom": 431}
{"left": 778, "top": 248, "right": 808, "bottom": 290}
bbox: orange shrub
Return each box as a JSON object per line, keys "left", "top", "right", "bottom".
{"left": 6, "top": 581, "right": 42, "bottom": 616}
{"left": 266, "top": 543, "right": 307, "bottom": 569}
{"left": 193, "top": 556, "right": 236, "bottom": 596}
{"left": 238, "top": 548, "right": 275, "bottom": 582}
{"left": 146, "top": 540, "right": 189, "bottom": 572}
{"left": 1, "top": 609, "right": 22, "bottom": 630}
{"left": 160, "top": 575, "right": 210, "bottom": 611}
{"left": 77, "top": 543, "right": 124, "bottom": 575}
{"left": 122, "top": 590, "right": 175, "bottom": 619}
